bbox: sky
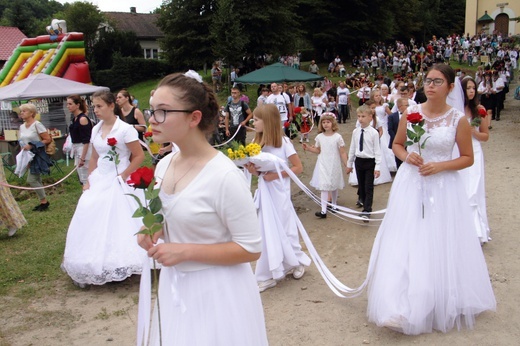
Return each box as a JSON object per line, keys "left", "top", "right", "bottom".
{"left": 56, "top": 0, "right": 164, "bottom": 14}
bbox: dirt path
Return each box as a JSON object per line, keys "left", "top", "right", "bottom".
{"left": 1, "top": 82, "right": 519, "bottom": 345}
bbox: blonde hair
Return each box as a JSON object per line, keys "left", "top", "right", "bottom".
{"left": 19, "top": 103, "right": 38, "bottom": 117}
{"left": 370, "top": 90, "right": 383, "bottom": 105}
{"left": 252, "top": 104, "right": 283, "bottom": 148}
{"left": 313, "top": 88, "right": 323, "bottom": 97}
{"left": 356, "top": 105, "right": 372, "bottom": 117}
{"left": 317, "top": 113, "right": 338, "bottom": 133}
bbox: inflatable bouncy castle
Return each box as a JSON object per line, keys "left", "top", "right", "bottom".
{"left": 0, "top": 19, "right": 92, "bottom": 86}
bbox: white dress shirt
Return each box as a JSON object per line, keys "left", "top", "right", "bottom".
{"left": 347, "top": 125, "right": 381, "bottom": 171}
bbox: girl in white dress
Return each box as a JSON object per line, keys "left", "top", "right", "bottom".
{"left": 459, "top": 77, "right": 491, "bottom": 243}
{"left": 367, "top": 64, "right": 495, "bottom": 335}
{"left": 372, "top": 90, "right": 396, "bottom": 172}
{"left": 302, "top": 113, "right": 348, "bottom": 218}
{"left": 245, "top": 104, "right": 311, "bottom": 293}
{"left": 138, "top": 71, "right": 268, "bottom": 345}
{"left": 62, "top": 90, "right": 146, "bottom": 286}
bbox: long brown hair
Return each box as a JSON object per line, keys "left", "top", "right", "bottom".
{"left": 252, "top": 104, "right": 283, "bottom": 148}
{"left": 92, "top": 90, "right": 123, "bottom": 118}
{"left": 462, "top": 77, "right": 479, "bottom": 119}
{"left": 67, "top": 94, "right": 88, "bottom": 113}
{"left": 157, "top": 73, "right": 219, "bottom": 135}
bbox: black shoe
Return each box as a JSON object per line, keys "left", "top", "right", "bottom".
{"left": 492, "top": 116, "right": 496, "bottom": 120}
{"left": 360, "top": 212, "right": 370, "bottom": 223}
{"left": 33, "top": 202, "right": 50, "bottom": 211}
{"left": 315, "top": 211, "right": 327, "bottom": 219}
{"left": 496, "top": 117, "right": 500, "bottom": 121}
{"left": 327, "top": 206, "right": 339, "bottom": 213}
{"left": 356, "top": 200, "right": 364, "bottom": 208}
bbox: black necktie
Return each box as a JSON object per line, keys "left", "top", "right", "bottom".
{"left": 359, "top": 129, "right": 364, "bottom": 152}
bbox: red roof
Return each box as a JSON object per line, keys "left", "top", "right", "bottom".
{"left": 0, "top": 26, "right": 27, "bottom": 61}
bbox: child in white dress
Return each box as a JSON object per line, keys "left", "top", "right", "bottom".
{"left": 245, "top": 104, "right": 311, "bottom": 293}
{"left": 303, "top": 113, "right": 348, "bottom": 218}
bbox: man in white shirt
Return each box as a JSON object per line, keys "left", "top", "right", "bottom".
{"left": 492, "top": 71, "right": 505, "bottom": 121}
{"left": 336, "top": 81, "right": 350, "bottom": 123}
{"left": 266, "top": 82, "right": 291, "bottom": 126}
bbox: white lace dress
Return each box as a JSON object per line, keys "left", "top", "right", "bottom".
{"left": 309, "top": 132, "right": 345, "bottom": 191}
{"left": 62, "top": 119, "right": 146, "bottom": 285}
{"left": 458, "top": 122, "right": 491, "bottom": 243}
{"left": 375, "top": 104, "right": 397, "bottom": 172}
{"left": 366, "top": 105, "right": 496, "bottom": 335}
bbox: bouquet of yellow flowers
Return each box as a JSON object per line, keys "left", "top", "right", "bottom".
{"left": 222, "top": 141, "right": 262, "bottom": 166}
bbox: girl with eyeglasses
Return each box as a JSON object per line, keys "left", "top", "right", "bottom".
{"left": 138, "top": 71, "right": 268, "bottom": 345}
{"left": 366, "top": 64, "right": 495, "bottom": 334}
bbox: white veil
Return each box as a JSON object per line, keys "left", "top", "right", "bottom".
{"left": 446, "top": 77, "right": 465, "bottom": 113}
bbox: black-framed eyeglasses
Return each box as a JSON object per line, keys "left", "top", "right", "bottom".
{"left": 424, "top": 78, "right": 445, "bottom": 87}
{"left": 145, "top": 109, "right": 194, "bottom": 123}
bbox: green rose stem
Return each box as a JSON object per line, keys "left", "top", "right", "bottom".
{"left": 127, "top": 176, "right": 164, "bottom": 346}
{"left": 405, "top": 117, "right": 430, "bottom": 218}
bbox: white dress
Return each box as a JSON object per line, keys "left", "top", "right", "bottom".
{"left": 366, "top": 105, "right": 496, "bottom": 335}
{"left": 310, "top": 132, "right": 345, "bottom": 191}
{"left": 375, "top": 104, "right": 397, "bottom": 172}
{"left": 254, "top": 138, "right": 311, "bottom": 281}
{"left": 144, "top": 152, "right": 268, "bottom": 345}
{"left": 62, "top": 118, "right": 146, "bottom": 285}
{"left": 348, "top": 120, "right": 392, "bottom": 186}
{"left": 458, "top": 122, "right": 490, "bottom": 243}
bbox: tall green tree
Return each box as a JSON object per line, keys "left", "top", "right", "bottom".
{"left": 157, "top": 0, "right": 216, "bottom": 69}
{"left": 62, "top": 2, "right": 105, "bottom": 61}
{"left": 92, "top": 30, "right": 143, "bottom": 70}
{"left": 0, "top": 0, "right": 65, "bottom": 37}
{"left": 210, "top": 0, "right": 248, "bottom": 67}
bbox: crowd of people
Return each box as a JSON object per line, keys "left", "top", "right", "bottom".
{"left": 2, "top": 30, "right": 514, "bottom": 342}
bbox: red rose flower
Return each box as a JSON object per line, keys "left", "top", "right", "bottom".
{"left": 127, "top": 167, "right": 155, "bottom": 189}
{"left": 284, "top": 121, "right": 290, "bottom": 128}
{"left": 107, "top": 137, "right": 117, "bottom": 146}
{"left": 407, "top": 112, "right": 422, "bottom": 124}
{"left": 294, "top": 107, "right": 302, "bottom": 114}
{"left": 478, "top": 108, "right": 487, "bottom": 117}
{"left": 144, "top": 131, "right": 153, "bottom": 138}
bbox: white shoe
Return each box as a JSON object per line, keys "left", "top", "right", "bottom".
{"left": 305, "top": 138, "right": 309, "bottom": 143}
{"left": 8, "top": 227, "right": 17, "bottom": 237}
{"left": 258, "top": 279, "right": 277, "bottom": 292}
{"left": 292, "top": 265, "right": 305, "bottom": 279}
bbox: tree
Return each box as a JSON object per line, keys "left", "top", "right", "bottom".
{"left": 62, "top": 2, "right": 105, "bottom": 61}
{"left": 210, "top": 0, "right": 248, "bottom": 68}
{"left": 157, "top": 0, "right": 216, "bottom": 69}
{"left": 92, "top": 30, "right": 143, "bottom": 70}
{"left": 0, "top": 0, "right": 65, "bottom": 37}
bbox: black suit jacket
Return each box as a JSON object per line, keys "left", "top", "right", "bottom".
{"left": 387, "top": 111, "right": 400, "bottom": 149}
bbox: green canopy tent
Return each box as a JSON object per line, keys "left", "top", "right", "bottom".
{"left": 235, "top": 63, "right": 324, "bottom": 84}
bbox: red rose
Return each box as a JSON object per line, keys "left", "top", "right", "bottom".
{"left": 294, "top": 107, "right": 302, "bottom": 114}
{"left": 127, "top": 167, "right": 155, "bottom": 189}
{"left": 478, "top": 108, "right": 487, "bottom": 117}
{"left": 407, "top": 112, "right": 422, "bottom": 124}
{"left": 107, "top": 137, "right": 117, "bottom": 146}
{"left": 144, "top": 131, "right": 153, "bottom": 138}
{"left": 284, "top": 121, "right": 290, "bottom": 128}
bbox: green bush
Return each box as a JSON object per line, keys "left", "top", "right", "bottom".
{"left": 92, "top": 56, "right": 176, "bottom": 90}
